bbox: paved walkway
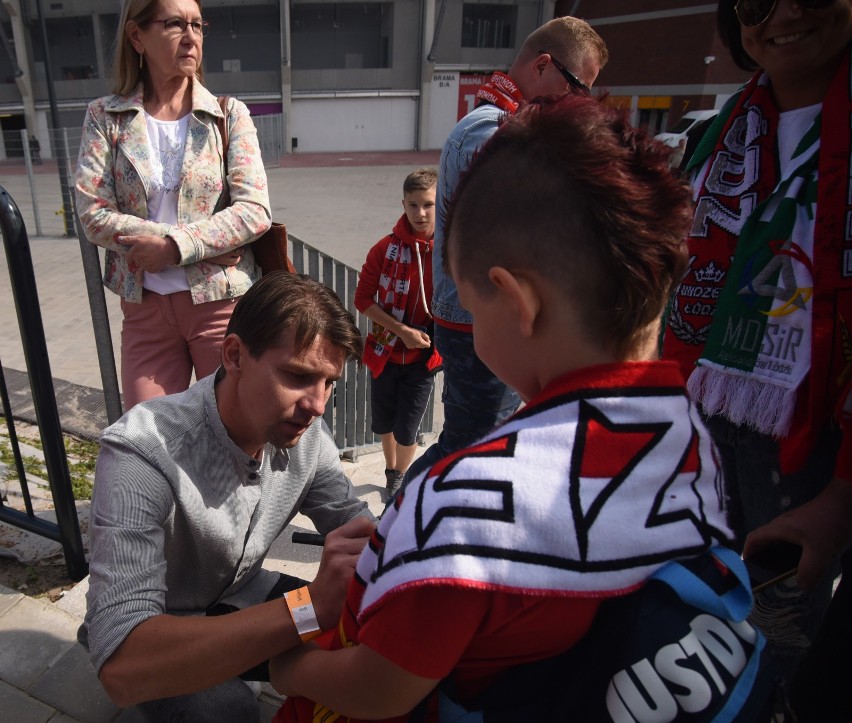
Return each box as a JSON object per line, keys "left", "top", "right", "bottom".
{"left": 0, "top": 448, "right": 390, "bottom": 723}
{"left": 0, "top": 152, "right": 440, "bottom": 722}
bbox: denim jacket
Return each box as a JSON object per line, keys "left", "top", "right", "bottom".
{"left": 431, "top": 103, "right": 505, "bottom": 325}
{"left": 75, "top": 80, "right": 271, "bottom": 304}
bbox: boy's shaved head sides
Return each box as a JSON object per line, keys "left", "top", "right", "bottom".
{"left": 446, "top": 94, "right": 692, "bottom": 359}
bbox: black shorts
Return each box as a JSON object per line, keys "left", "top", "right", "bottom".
{"left": 370, "top": 360, "right": 434, "bottom": 446}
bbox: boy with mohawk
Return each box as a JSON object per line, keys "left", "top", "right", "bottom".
{"left": 270, "top": 95, "right": 775, "bottom": 722}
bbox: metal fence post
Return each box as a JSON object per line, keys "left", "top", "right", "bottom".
{"left": 0, "top": 183, "right": 87, "bottom": 580}
{"left": 20, "top": 129, "right": 43, "bottom": 236}
{"left": 73, "top": 214, "right": 123, "bottom": 425}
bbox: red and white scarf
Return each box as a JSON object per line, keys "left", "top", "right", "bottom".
{"left": 475, "top": 71, "right": 525, "bottom": 113}
{"left": 362, "top": 231, "right": 433, "bottom": 377}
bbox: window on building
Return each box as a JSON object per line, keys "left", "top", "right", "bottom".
{"left": 291, "top": 3, "right": 392, "bottom": 70}
{"left": 204, "top": 6, "right": 281, "bottom": 73}
{"left": 462, "top": 4, "right": 516, "bottom": 49}
{"left": 30, "top": 17, "right": 98, "bottom": 82}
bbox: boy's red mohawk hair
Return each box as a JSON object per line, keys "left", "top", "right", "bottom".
{"left": 445, "top": 93, "right": 693, "bottom": 359}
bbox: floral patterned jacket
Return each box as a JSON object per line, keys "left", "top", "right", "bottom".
{"left": 75, "top": 80, "right": 271, "bottom": 304}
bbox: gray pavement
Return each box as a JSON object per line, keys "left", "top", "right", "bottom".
{"left": 0, "top": 152, "right": 440, "bottom": 722}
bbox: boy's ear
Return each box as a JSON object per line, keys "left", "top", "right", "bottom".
{"left": 488, "top": 266, "right": 541, "bottom": 338}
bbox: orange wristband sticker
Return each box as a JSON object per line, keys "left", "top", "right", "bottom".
{"left": 285, "top": 586, "right": 321, "bottom": 642}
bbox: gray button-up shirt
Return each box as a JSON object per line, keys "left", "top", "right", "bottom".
{"left": 84, "top": 374, "right": 371, "bottom": 671}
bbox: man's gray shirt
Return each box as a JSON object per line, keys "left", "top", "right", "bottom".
{"left": 84, "top": 374, "right": 371, "bottom": 672}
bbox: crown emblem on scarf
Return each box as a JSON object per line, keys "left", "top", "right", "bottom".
{"left": 695, "top": 261, "right": 725, "bottom": 283}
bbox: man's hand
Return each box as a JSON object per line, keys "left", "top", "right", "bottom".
{"left": 308, "top": 516, "right": 376, "bottom": 629}
{"left": 120, "top": 235, "right": 180, "bottom": 273}
{"left": 744, "top": 475, "right": 852, "bottom": 590}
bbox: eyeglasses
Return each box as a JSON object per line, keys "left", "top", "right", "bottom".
{"left": 150, "top": 17, "right": 210, "bottom": 37}
{"left": 538, "top": 50, "right": 591, "bottom": 96}
{"left": 734, "top": 0, "right": 835, "bottom": 28}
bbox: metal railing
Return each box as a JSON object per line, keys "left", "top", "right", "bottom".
{"left": 0, "top": 183, "right": 88, "bottom": 581}
{"left": 80, "top": 230, "right": 435, "bottom": 458}
{"left": 1, "top": 115, "right": 285, "bottom": 236}
{"left": 1, "top": 113, "right": 434, "bottom": 457}
{"left": 289, "top": 236, "right": 435, "bottom": 457}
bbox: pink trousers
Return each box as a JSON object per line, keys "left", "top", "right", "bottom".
{"left": 120, "top": 290, "right": 238, "bottom": 410}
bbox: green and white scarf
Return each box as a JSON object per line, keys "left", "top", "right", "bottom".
{"left": 663, "top": 47, "right": 852, "bottom": 471}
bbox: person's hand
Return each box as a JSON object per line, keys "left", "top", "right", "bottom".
{"left": 308, "top": 516, "right": 376, "bottom": 629}
{"left": 397, "top": 325, "right": 430, "bottom": 350}
{"left": 744, "top": 476, "right": 852, "bottom": 590}
{"left": 207, "top": 249, "right": 244, "bottom": 266}
{"left": 120, "top": 235, "right": 180, "bottom": 273}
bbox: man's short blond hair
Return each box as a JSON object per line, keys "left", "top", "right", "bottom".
{"left": 518, "top": 16, "right": 608, "bottom": 71}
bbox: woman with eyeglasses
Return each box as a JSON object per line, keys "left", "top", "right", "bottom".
{"left": 662, "top": 0, "right": 852, "bottom": 712}
{"left": 75, "top": 0, "right": 271, "bottom": 410}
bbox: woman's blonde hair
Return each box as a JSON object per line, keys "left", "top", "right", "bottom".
{"left": 112, "top": 0, "right": 205, "bottom": 96}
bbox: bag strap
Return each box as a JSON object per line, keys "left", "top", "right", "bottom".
{"left": 216, "top": 96, "right": 231, "bottom": 209}
{"left": 216, "top": 95, "right": 230, "bottom": 169}
{"left": 651, "top": 545, "right": 753, "bottom": 622}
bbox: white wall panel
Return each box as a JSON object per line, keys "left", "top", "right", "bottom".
{"left": 291, "top": 97, "right": 417, "bottom": 152}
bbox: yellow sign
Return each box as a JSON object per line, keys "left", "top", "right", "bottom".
{"left": 604, "top": 96, "right": 672, "bottom": 110}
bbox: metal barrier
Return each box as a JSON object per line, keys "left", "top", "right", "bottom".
{"left": 254, "top": 114, "right": 284, "bottom": 169}
{"left": 0, "top": 183, "right": 88, "bottom": 580}
{"left": 69, "top": 226, "right": 434, "bottom": 459}
{"left": 2, "top": 116, "right": 284, "bottom": 236}
{"left": 288, "top": 235, "right": 434, "bottom": 457}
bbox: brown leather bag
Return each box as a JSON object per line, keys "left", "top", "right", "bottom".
{"left": 216, "top": 96, "right": 295, "bottom": 274}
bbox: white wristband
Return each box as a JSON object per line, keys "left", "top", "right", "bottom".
{"left": 284, "top": 586, "right": 321, "bottom": 642}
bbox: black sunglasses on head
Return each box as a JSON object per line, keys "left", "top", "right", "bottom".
{"left": 734, "top": 0, "right": 835, "bottom": 28}
{"left": 538, "top": 50, "right": 591, "bottom": 95}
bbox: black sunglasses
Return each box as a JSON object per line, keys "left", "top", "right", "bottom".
{"left": 538, "top": 50, "right": 591, "bottom": 96}
{"left": 734, "top": 0, "right": 835, "bottom": 28}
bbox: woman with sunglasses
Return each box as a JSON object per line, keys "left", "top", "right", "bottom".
{"left": 75, "top": 0, "right": 271, "bottom": 410}
{"left": 662, "top": 0, "right": 852, "bottom": 711}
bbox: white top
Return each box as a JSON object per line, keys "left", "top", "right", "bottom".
{"left": 143, "top": 112, "right": 191, "bottom": 294}
{"left": 776, "top": 103, "right": 821, "bottom": 175}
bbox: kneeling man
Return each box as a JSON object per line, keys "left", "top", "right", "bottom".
{"left": 82, "top": 271, "right": 376, "bottom": 721}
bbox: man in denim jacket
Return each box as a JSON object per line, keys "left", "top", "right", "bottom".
{"left": 406, "top": 17, "right": 608, "bottom": 481}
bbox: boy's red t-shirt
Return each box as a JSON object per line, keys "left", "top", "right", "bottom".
{"left": 274, "top": 581, "right": 600, "bottom": 723}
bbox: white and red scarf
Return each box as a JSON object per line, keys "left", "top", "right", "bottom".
{"left": 663, "top": 48, "right": 852, "bottom": 472}
{"left": 361, "top": 221, "right": 435, "bottom": 377}
{"left": 359, "top": 362, "right": 732, "bottom": 615}
{"left": 475, "top": 71, "right": 525, "bottom": 113}
{"left": 273, "top": 363, "right": 733, "bottom": 723}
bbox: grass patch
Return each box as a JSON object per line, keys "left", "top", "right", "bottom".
{"left": 0, "top": 420, "right": 97, "bottom": 500}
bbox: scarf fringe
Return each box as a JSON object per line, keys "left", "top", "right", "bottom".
{"left": 688, "top": 366, "right": 795, "bottom": 438}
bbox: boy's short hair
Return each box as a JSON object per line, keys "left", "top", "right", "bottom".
{"left": 403, "top": 168, "right": 438, "bottom": 194}
{"left": 226, "top": 271, "right": 363, "bottom": 363}
{"left": 445, "top": 94, "right": 692, "bottom": 359}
